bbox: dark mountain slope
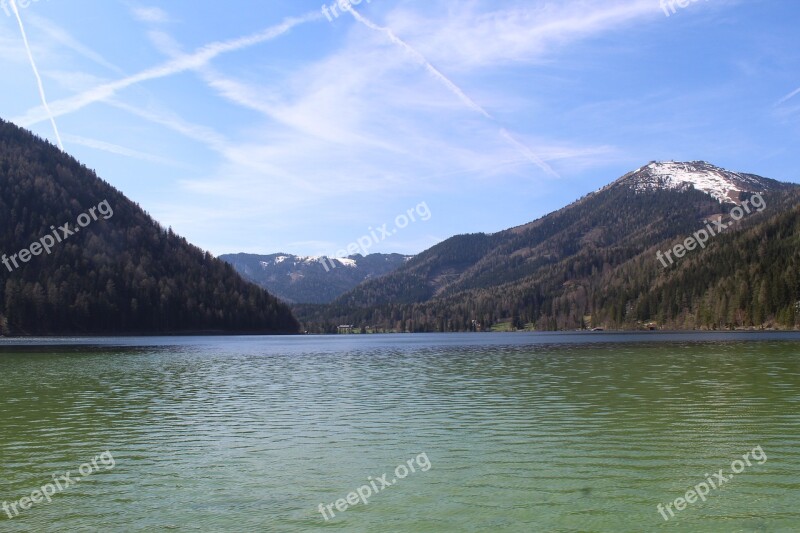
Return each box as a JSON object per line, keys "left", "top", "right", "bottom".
{"left": 0, "top": 119, "right": 299, "bottom": 335}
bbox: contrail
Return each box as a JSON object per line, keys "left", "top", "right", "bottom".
{"left": 777, "top": 86, "right": 800, "bottom": 106}
{"left": 63, "top": 134, "right": 185, "bottom": 167}
{"left": 499, "top": 129, "right": 560, "bottom": 179}
{"left": 14, "top": 12, "right": 321, "bottom": 128}
{"left": 347, "top": 8, "right": 489, "bottom": 119}
{"left": 347, "top": 7, "right": 560, "bottom": 179}
{"left": 9, "top": 0, "right": 63, "bottom": 150}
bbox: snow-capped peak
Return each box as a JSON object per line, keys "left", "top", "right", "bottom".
{"left": 623, "top": 161, "right": 769, "bottom": 204}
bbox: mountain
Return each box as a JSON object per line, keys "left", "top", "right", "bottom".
{"left": 295, "top": 161, "right": 800, "bottom": 333}
{"left": 0, "top": 118, "right": 299, "bottom": 335}
{"left": 219, "top": 252, "right": 411, "bottom": 304}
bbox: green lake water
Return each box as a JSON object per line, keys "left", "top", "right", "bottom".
{"left": 1, "top": 333, "right": 799, "bottom": 532}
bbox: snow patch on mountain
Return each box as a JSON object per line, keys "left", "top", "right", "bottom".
{"left": 332, "top": 257, "right": 358, "bottom": 267}
{"left": 626, "top": 161, "right": 767, "bottom": 204}
{"left": 258, "top": 254, "right": 362, "bottom": 268}
{"left": 296, "top": 256, "right": 325, "bottom": 264}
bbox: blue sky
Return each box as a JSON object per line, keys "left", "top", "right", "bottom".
{"left": 1, "top": 0, "right": 798, "bottom": 257}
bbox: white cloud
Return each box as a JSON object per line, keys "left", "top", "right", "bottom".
{"left": 131, "top": 6, "right": 171, "bottom": 24}
{"left": 386, "top": 0, "right": 661, "bottom": 70}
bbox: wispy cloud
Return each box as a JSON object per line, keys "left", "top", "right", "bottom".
{"left": 13, "top": 12, "right": 322, "bottom": 127}
{"left": 386, "top": 0, "right": 662, "bottom": 70}
{"left": 131, "top": 6, "right": 171, "bottom": 24}
{"left": 8, "top": 0, "right": 63, "bottom": 150}
{"left": 107, "top": 98, "right": 231, "bottom": 154}
{"left": 26, "top": 13, "right": 125, "bottom": 74}
{"left": 347, "top": 6, "right": 560, "bottom": 179}
{"left": 63, "top": 134, "right": 185, "bottom": 166}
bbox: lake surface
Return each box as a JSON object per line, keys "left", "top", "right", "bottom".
{"left": 1, "top": 332, "right": 799, "bottom": 532}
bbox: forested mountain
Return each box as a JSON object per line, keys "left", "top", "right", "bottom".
{"left": 0, "top": 119, "right": 299, "bottom": 335}
{"left": 220, "top": 252, "right": 410, "bottom": 304}
{"left": 296, "top": 162, "right": 800, "bottom": 333}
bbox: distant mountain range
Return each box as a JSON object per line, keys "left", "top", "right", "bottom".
{"left": 219, "top": 253, "right": 411, "bottom": 304}
{"left": 0, "top": 118, "right": 298, "bottom": 335}
{"left": 295, "top": 161, "right": 800, "bottom": 333}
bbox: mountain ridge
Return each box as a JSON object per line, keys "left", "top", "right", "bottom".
{"left": 295, "top": 161, "right": 800, "bottom": 333}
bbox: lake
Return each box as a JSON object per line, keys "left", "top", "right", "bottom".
{"left": 1, "top": 332, "right": 799, "bottom": 532}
